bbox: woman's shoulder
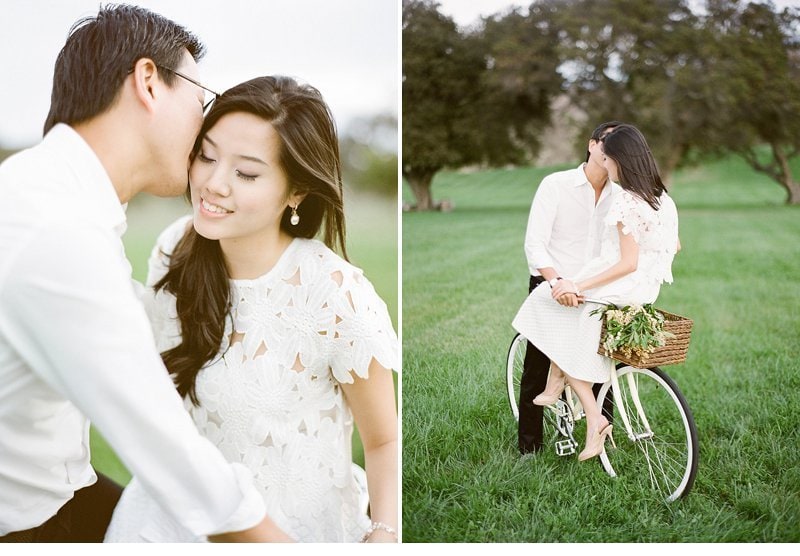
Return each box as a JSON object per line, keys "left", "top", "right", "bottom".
{"left": 290, "top": 238, "right": 389, "bottom": 305}
{"left": 608, "top": 188, "right": 645, "bottom": 218}
{"left": 155, "top": 214, "right": 193, "bottom": 256}
{"left": 659, "top": 191, "right": 677, "bottom": 211}
{"left": 615, "top": 188, "right": 647, "bottom": 205}
{"left": 293, "top": 238, "right": 365, "bottom": 280}
{"left": 146, "top": 214, "right": 192, "bottom": 286}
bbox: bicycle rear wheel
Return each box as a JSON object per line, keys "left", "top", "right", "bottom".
{"left": 506, "top": 334, "right": 578, "bottom": 454}
{"left": 596, "top": 365, "right": 698, "bottom": 502}
{"left": 506, "top": 333, "right": 527, "bottom": 420}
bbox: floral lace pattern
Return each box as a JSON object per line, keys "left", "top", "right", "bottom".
{"left": 601, "top": 190, "right": 679, "bottom": 285}
{"left": 144, "top": 217, "right": 398, "bottom": 542}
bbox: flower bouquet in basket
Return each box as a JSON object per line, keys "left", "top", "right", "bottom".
{"left": 591, "top": 303, "right": 693, "bottom": 368}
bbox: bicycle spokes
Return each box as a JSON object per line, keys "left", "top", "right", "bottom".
{"left": 598, "top": 366, "right": 698, "bottom": 502}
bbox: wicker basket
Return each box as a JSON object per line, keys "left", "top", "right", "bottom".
{"left": 597, "top": 309, "right": 693, "bottom": 367}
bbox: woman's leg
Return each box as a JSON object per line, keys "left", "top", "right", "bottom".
{"left": 565, "top": 376, "right": 611, "bottom": 459}
{"left": 532, "top": 361, "right": 566, "bottom": 405}
{"left": 541, "top": 362, "right": 564, "bottom": 395}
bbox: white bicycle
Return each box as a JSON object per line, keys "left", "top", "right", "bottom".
{"left": 506, "top": 298, "right": 699, "bottom": 502}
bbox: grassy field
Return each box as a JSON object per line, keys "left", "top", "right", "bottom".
{"left": 91, "top": 190, "right": 397, "bottom": 486}
{"left": 402, "top": 155, "right": 800, "bottom": 542}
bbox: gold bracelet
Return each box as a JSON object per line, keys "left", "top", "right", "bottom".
{"left": 359, "top": 521, "right": 398, "bottom": 542}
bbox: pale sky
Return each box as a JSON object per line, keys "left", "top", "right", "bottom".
{"left": 435, "top": 0, "right": 526, "bottom": 27}
{"left": 0, "top": 0, "right": 398, "bottom": 149}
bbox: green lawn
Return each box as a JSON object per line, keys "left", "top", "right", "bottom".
{"left": 402, "top": 155, "right": 800, "bottom": 542}
{"left": 92, "top": 191, "right": 397, "bottom": 486}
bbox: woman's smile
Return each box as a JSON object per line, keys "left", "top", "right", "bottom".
{"left": 199, "top": 196, "right": 233, "bottom": 216}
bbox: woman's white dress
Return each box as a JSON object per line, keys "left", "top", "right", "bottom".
{"left": 105, "top": 216, "right": 398, "bottom": 542}
{"left": 512, "top": 190, "right": 679, "bottom": 383}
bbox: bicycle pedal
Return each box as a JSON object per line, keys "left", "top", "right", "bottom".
{"left": 555, "top": 439, "right": 577, "bottom": 456}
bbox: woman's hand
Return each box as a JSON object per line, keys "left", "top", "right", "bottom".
{"left": 551, "top": 279, "right": 579, "bottom": 300}
{"left": 555, "top": 292, "right": 580, "bottom": 307}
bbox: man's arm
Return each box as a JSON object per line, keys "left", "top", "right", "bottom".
{"left": 0, "top": 224, "right": 287, "bottom": 541}
{"left": 524, "top": 180, "right": 578, "bottom": 307}
{"left": 524, "top": 178, "right": 560, "bottom": 277}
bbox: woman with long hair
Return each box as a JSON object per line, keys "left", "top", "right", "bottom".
{"left": 512, "top": 124, "right": 679, "bottom": 462}
{"left": 106, "top": 76, "right": 398, "bottom": 542}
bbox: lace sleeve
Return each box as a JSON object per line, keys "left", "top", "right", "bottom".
{"left": 328, "top": 268, "right": 399, "bottom": 384}
{"left": 604, "top": 190, "right": 654, "bottom": 243}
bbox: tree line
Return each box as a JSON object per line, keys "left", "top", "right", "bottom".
{"left": 403, "top": 0, "right": 800, "bottom": 208}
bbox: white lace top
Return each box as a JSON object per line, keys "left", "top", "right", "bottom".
{"left": 145, "top": 216, "right": 398, "bottom": 542}
{"left": 578, "top": 189, "right": 679, "bottom": 286}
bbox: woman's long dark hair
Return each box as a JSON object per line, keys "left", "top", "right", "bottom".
{"left": 601, "top": 124, "right": 666, "bottom": 210}
{"left": 156, "top": 76, "right": 347, "bottom": 404}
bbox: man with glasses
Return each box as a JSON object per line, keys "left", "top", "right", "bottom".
{"left": 132, "top": 65, "right": 220, "bottom": 114}
{"left": 0, "top": 5, "right": 289, "bottom": 542}
{"left": 518, "top": 121, "right": 623, "bottom": 455}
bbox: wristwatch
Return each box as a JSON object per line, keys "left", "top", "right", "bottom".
{"left": 548, "top": 277, "right": 562, "bottom": 287}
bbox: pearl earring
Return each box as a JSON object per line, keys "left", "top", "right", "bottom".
{"left": 290, "top": 205, "right": 300, "bottom": 226}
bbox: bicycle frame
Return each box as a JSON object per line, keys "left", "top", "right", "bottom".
{"left": 507, "top": 298, "right": 699, "bottom": 499}
{"left": 582, "top": 297, "right": 655, "bottom": 444}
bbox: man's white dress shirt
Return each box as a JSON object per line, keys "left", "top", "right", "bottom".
{"left": 524, "top": 164, "right": 619, "bottom": 278}
{"left": 0, "top": 124, "right": 265, "bottom": 537}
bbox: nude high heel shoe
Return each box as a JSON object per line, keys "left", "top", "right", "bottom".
{"left": 532, "top": 376, "right": 566, "bottom": 406}
{"left": 578, "top": 423, "right": 615, "bottom": 461}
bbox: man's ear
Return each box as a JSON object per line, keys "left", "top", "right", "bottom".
{"left": 129, "top": 58, "right": 160, "bottom": 114}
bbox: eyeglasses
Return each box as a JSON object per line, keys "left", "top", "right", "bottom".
{"left": 157, "top": 65, "right": 220, "bottom": 113}
{"left": 127, "top": 65, "right": 220, "bottom": 113}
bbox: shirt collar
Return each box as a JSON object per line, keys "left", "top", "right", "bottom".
{"left": 571, "top": 163, "right": 590, "bottom": 187}
{"left": 42, "top": 124, "right": 127, "bottom": 235}
{"left": 575, "top": 163, "right": 619, "bottom": 196}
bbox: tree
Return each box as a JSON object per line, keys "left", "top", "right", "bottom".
{"left": 552, "top": 0, "right": 800, "bottom": 202}
{"left": 402, "top": 0, "right": 561, "bottom": 210}
{"left": 555, "top": 0, "right": 711, "bottom": 181}
{"left": 704, "top": 0, "right": 800, "bottom": 204}
{"left": 477, "top": 3, "right": 563, "bottom": 165}
{"left": 402, "top": 0, "right": 486, "bottom": 210}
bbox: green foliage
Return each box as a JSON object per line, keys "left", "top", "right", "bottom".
{"left": 704, "top": 0, "right": 800, "bottom": 201}
{"left": 591, "top": 303, "right": 669, "bottom": 361}
{"left": 341, "top": 113, "right": 398, "bottom": 197}
{"left": 402, "top": 0, "right": 485, "bottom": 177}
{"left": 402, "top": 158, "right": 800, "bottom": 541}
{"left": 402, "top": 0, "right": 800, "bottom": 204}
{"left": 544, "top": 0, "right": 800, "bottom": 200}
{"left": 401, "top": 0, "right": 561, "bottom": 208}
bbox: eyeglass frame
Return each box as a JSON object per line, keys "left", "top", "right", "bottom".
{"left": 126, "top": 64, "right": 220, "bottom": 113}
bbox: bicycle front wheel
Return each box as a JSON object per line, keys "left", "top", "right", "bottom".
{"left": 596, "top": 365, "right": 698, "bottom": 502}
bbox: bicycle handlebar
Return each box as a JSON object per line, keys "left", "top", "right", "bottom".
{"left": 580, "top": 297, "right": 614, "bottom": 307}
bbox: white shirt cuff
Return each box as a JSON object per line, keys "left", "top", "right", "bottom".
{"left": 206, "top": 463, "right": 267, "bottom": 537}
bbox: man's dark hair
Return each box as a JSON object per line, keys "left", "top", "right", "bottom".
{"left": 584, "top": 120, "right": 625, "bottom": 163}
{"left": 43, "top": 4, "right": 205, "bottom": 135}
